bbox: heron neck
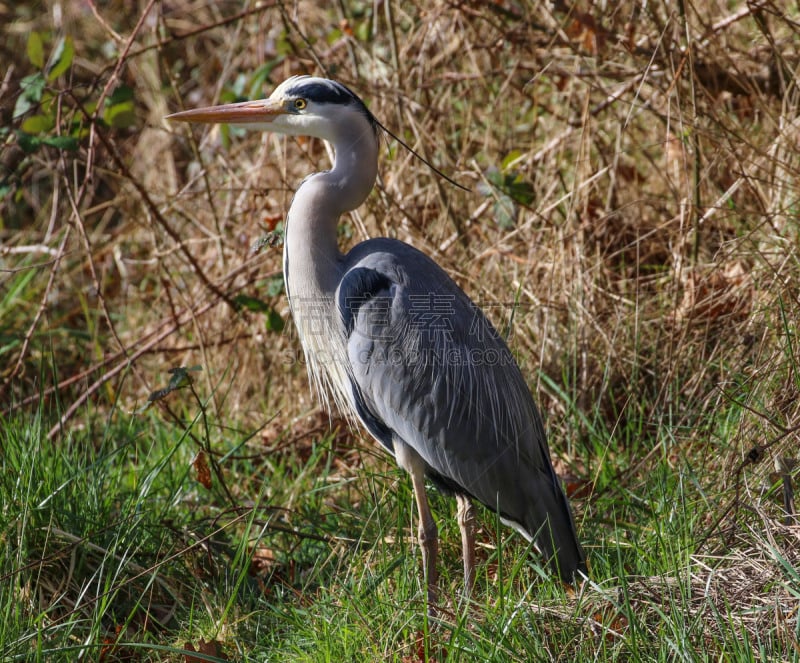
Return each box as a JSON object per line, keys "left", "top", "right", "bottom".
{"left": 284, "top": 128, "right": 378, "bottom": 300}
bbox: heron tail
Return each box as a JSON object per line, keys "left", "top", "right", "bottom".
{"left": 526, "top": 471, "right": 588, "bottom": 583}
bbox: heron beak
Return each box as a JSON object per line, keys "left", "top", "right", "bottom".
{"left": 166, "top": 98, "right": 286, "bottom": 125}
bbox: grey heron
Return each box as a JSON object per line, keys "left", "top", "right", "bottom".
{"left": 167, "top": 76, "right": 587, "bottom": 610}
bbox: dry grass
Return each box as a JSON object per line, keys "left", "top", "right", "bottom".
{"left": 2, "top": 0, "right": 799, "bottom": 658}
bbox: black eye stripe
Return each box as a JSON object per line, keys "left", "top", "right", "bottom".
{"left": 285, "top": 81, "right": 356, "bottom": 105}
{"left": 282, "top": 78, "right": 379, "bottom": 134}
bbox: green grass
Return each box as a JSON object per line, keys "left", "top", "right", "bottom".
{"left": 2, "top": 395, "right": 796, "bottom": 660}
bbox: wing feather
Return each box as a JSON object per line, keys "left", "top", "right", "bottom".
{"left": 335, "top": 238, "right": 586, "bottom": 580}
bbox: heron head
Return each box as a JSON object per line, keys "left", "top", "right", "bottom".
{"left": 166, "top": 75, "right": 378, "bottom": 143}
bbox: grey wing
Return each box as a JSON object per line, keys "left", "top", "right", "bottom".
{"left": 336, "top": 239, "right": 586, "bottom": 581}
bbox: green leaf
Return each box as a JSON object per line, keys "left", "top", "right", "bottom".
{"left": 41, "top": 135, "right": 79, "bottom": 151}
{"left": 46, "top": 35, "right": 74, "bottom": 81}
{"left": 103, "top": 100, "right": 136, "bottom": 129}
{"left": 248, "top": 61, "right": 281, "bottom": 99}
{"left": 233, "top": 294, "right": 284, "bottom": 331}
{"left": 501, "top": 150, "right": 523, "bottom": 171}
{"left": 106, "top": 85, "right": 134, "bottom": 106}
{"left": 15, "top": 132, "right": 42, "bottom": 154}
{"left": 21, "top": 114, "right": 53, "bottom": 134}
{"left": 482, "top": 163, "right": 534, "bottom": 209}
{"left": 21, "top": 73, "right": 46, "bottom": 101}
{"left": 13, "top": 73, "right": 46, "bottom": 119}
{"left": 266, "top": 275, "right": 285, "bottom": 297}
{"left": 142, "top": 366, "right": 202, "bottom": 408}
{"left": 505, "top": 176, "right": 534, "bottom": 206}
{"left": 234, "top": 294, "right": 271, "bottom": 313}
{"left": 219, "top": 123, "right": 232, "bottom": 147}
{"left": 275, "top": 31, "right": 293, "bottom": 56}
{"left": 218, "top": 89, "right": 238, "bottom": 104}
{"left": 251, "top": 230, "right": 284, "bottom": 253}
{"left": 265, "top": 308, "right": 284, "bottom": 332}
{"left": 166, "top": 365, "right": 201, "bottom": 390}
{"left": 14, "top": 128, "right": 78, "bottom": 153}
{"left": 494, "top": 194, "right": 517, "bottom": 229}
{"left": 27, "top": 32, "right": 45, "bottom": 69}
{"left": 484, "top": 166, "right": 503, "bottom": 188}
{"left": 326, "top": 27, "right": 343, "bottom": 46}
{"left": 355, "top": 19, "right": 371, "bottom": 42}
{"left": 71, "top": 125, "right": 91, "bottom": 140}
{"left": 230, "top": 73, "right": 247, "bottom": 98}
{"left": 102, "top": 89, "right": 137, "bottom": 129}
{"left": 13, "top": 96, "right": 32, "bottom": 120}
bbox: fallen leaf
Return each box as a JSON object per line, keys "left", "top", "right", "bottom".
{"left": 671, "top": 262, "right": 752, "bottom": 324}
{"left": 193, "top": 451, "right": 212, "bottom": 490}
{"left": 184, "top": 639, "right": 227, "bottom": 662}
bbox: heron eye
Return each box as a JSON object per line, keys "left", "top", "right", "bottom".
{"left": 294, "top": 98, "right": 307, "bottom": 111}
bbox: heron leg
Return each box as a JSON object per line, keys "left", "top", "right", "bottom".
{"left": 409, "top": 465, "right": 439, "bottom": 613}
{"left": 394, "top": 440, "right": 439, "bottom": 614}
{"left": 456, "top": 493, "right": 477, "bottom": 599}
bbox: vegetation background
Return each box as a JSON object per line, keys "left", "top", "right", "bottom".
{"left": 1, "top": 0, "right": 799, "bottom": 660}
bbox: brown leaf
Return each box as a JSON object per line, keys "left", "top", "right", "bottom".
{"left": 184, "top": 639, "right": 227, "bottom": 662}
{"left": 402, "top": 631, "right": 448, "bottom": 662}
{"left": 552, "top": 458, "right": 590, "bottom": 498}
{"left": 249, "top": 546, "right": 278, "bottom": 574}
{"left": 671, "top": 262, "right": 753, "bottom": 324}
{"left": 339, "top": 18, "right": 354, "bottom": 37}
{"left": 262, "top": 213, "right": 283, "bottom": 231}
{"left": 193, "top": 451, "right": 212, "bottom": 490}
{"left": 592, "top": 608, "right": 629, "bottom": 642}
{"left": 99, "top": 625, "right": 121, "bottom": 662}
{"left": 565, "top": 11, "right": 604, "bottom": 55}
{"left": 564, "top": 477, "right": 593, "bottom": 500}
